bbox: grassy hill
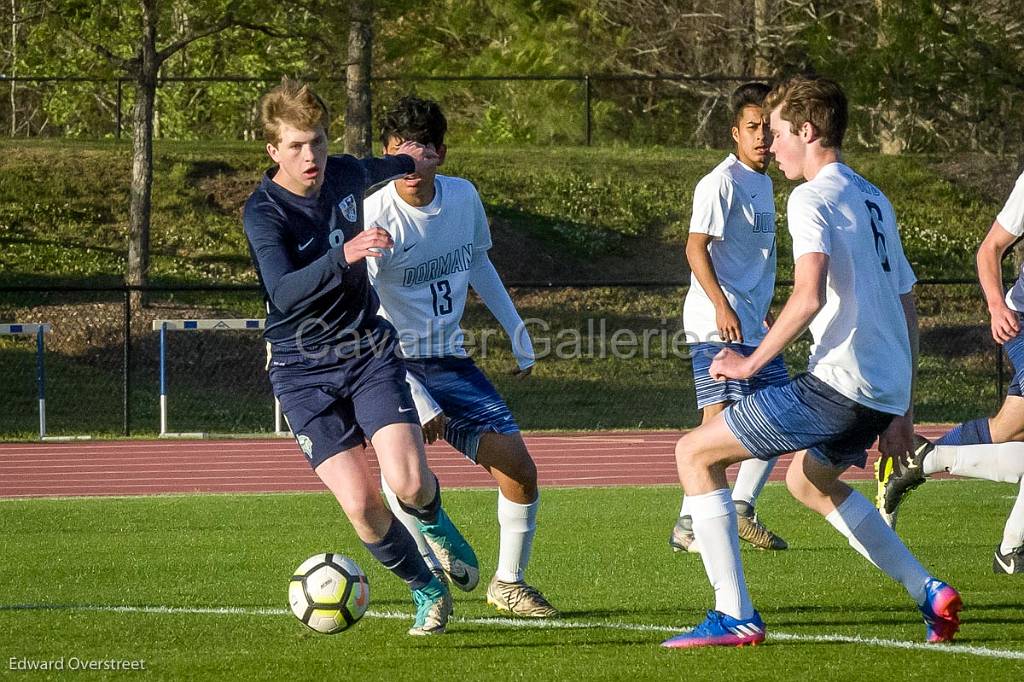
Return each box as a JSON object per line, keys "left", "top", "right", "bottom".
{"left": 0, "top": 140, "right": 1014, "bottom": 286}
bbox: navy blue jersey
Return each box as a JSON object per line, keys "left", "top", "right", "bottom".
{"left": 243, "top": 153, "right": 415, "bottom": 354}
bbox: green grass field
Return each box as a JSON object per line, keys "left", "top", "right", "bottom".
{"left": 3, "top": 481, "right": 1023, "bottom": 679}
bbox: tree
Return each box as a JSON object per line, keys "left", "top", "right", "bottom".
{"left": 44, "top": 0, "right": 279, "bottom": 299}
{"left": 343, "top": 0, "right": 372, "bottom": 157}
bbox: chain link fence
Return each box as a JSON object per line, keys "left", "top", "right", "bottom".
{"left": 0, "top": 281, "right": 1005, "bottom": 441}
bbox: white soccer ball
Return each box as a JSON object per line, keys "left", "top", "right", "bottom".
{"left": 288, "top": 553, "right": 370, "bottom": 634}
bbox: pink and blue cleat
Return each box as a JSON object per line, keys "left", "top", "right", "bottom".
{"left": 918, "top": 578, "right": 962, "bottom": 643}
{"left": 661, "top": 609, "right": 766, "bottom": 649}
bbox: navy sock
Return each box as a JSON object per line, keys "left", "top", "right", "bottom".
{"left": 363, "top": 518, "right": 433, "bottom": 590}
{"left": 397, "top": 477, "right": 441, "bottom": 524}
{"left": 936, "top": 418, "right": 992, "bottom": 446}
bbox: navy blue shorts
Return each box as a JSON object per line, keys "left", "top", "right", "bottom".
{"left": 404, "top": 356, "right": 519, "bottom": 462}
{"left": 1005, "top": 314, "right": 1024, "bottom": 397}
{"left": 723, "top": 373, "right": 895, "bottom": 469}
{"left": 268, "top": 336, "right": 419, "bottom": 469}
{"left": 690, "top": 342, "right": 789, "bottom": 409}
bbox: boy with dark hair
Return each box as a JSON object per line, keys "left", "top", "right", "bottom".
{"left": 671, "top": 81, "right": 789, "bottom": 554}
{"left": 364, "top": 95, "right": 558, "bottom": 617}
{"left": 882, "top": 170, "right": 1024, "bottom": 574}
{"left": 662, "top": 75, "right": 961, "bottom": 649}
{"left": 243, "top": 79, "right": 477, "bottom": 635}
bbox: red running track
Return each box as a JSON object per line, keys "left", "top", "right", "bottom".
{"left": 0, "top": 426, "right": 953, "bottom": 499}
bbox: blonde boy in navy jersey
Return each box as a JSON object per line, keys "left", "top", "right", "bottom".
{"left": 243, "top": 80, "right": 477, "bottom": 635}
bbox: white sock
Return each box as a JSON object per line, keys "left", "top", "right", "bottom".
{"left": 731, "top": 458, "right": 776, "bottom": 506}
{"left": 496, "top": 490, "right": 538, "bottom": 583}
{"left": 1002, "top": 480, "right": 1024, "bottom": 555}
{"left": 825, "top": 491, "right": 930, "bottom": 604}
{"left": 380, "top": 472, "right": 438, "bottom": 569}
{"left": 927, "top": 442, "right": 1024, "bottom": 483}
{"left": 688, "top": 488, "right": 754, "bottom": 620}
{"left": 679, "top": 495, "right": 690, "bottom": 518}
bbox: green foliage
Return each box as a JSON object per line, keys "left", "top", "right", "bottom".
{"left": 802, "top": 1, "right": 1024, "bottom": 153}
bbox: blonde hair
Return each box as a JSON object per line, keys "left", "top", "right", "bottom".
{"left": 764, "top": 75, "right": 848, "bottom": 149}
{"left": 260, "top": 78, "right": 329, "bottom": 146}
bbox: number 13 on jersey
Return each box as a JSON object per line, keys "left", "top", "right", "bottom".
{"left": 431, "top": 280, "right": 453, "bottom": 316}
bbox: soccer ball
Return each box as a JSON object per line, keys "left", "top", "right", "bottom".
{"left": 288, "top": 553, "right": 370, "bottom": 634}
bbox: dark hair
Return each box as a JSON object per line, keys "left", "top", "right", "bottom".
{"left": 730, "top": 82, "right": 771, "bottom": 125}
{"left": 379, "top": 96, "right": 447, "bottom": 148}
{"left": 763, "top": 75, "right": 848, "bottom": 149}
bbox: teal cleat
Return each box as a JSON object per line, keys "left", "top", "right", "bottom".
{"left": 418, "top": 508, "right": 480, "bottom": 592}
{"left": 408, "top": 577, "right": 453, "bottom": 635}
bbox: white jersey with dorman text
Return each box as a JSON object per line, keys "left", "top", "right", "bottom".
{"left": 365, "top": 175, "right": 490, "bottom": 359}
{"left": 683, "top": 154, "right": 777, "bottom": 346}
{"left": 788, "top": 162, "right": 917, "bottom": 415}
{"left": 997, "top": 172, "right": 1024, "bottom": 312}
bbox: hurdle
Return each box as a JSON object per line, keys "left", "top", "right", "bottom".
{"left": 152, "top": 319, "right": 287, "bottom": 438}
{"left": 0, "top": 323, "right": 50, "bottom": 439}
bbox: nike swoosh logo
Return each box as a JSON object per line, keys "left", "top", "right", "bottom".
{"left": 298, "top": 237, "right": 315, "bottom": 251}
{"left": 750, "top": 194, "right": 758, "bottom": 199}
{"left": 403, "top": 242, "right": 418, "bottom": 253}
{"left": 398, "top": 407, "right": 416, "bottom": 413}
{"left": 996, "top": 554, "right": 1015, "bottom": 573}
{"left": 449, "top": 566, "right": 472, "bottom": 587}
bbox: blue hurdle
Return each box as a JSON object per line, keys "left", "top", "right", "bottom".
{"left": 152, "top": 319, "right": 286, "bottom": 438}
{"left": 0, "top": 323, "right": 51, "bottom": 439}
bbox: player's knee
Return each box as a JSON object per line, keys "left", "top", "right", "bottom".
{"left": 510, "top": 457, "right": 538, "bottom": 500}
{"left": 387, "top": 472, "right": 428, "bottom": 505}
{"left": 785, "top": 465, "right": 812, "bottom": 504}
{"left": 337, "top": 490, "right": 385, "bottom": 527}
{"left": 480, "top": 434, "right": 537, "bottom": 486}
{"left": 506, "top": 443, "right": 537, "bottom": 488}
{"left": 675, "top": 437, "right": 710, "bottom": 472}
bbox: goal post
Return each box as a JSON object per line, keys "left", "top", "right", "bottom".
{"left": 0, "top": 323, "right": 50, "bottom": 439}
{"left": 152, "top": 319, "right": 287, "bottom": 438}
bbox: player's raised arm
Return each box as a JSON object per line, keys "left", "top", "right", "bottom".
{"left": 359, "top": 140, "right": 439, "bottom": 188}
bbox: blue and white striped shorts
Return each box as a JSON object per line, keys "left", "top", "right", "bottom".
{"left": 723, "top": 373, "right": 895, "bottom": 469}
{"left": 690, "top": 342, "right": 789, "bottom": 409}
{"left": 1004, "top": 313, "right": 1024, "bottom": 397}
{"left": 403, "top": 356, "right": 519, "bottom": 462}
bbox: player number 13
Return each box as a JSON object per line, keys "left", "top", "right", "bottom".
{"left": 430, "top": 280, "right": 453, "bottom": 316}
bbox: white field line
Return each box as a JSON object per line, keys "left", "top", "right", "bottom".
{"left": 0, "top": 603, "right": 1021, "bottom": 661}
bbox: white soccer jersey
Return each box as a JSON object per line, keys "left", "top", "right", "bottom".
{"left": 364, "top": 175, "right": 491, "bottom": 359}
{"left": 683, "top": 154, "right": 777, "bottom": 346}
{"left": 997, "top": 172, "right": 1024, "bottom": 312}
{"left": 788, "top": 162, "right": 917, "bottom": 415}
